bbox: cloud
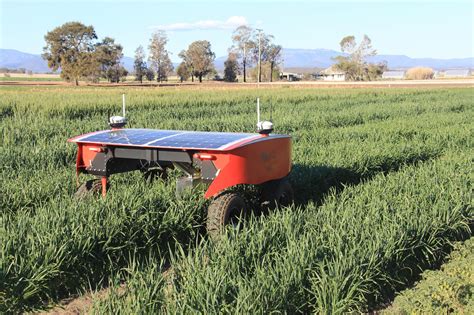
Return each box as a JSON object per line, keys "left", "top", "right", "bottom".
{"left": 151, "top": 16, "right": 248, "bottom": 31}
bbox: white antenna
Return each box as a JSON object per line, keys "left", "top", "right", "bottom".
{"left": 122, "top": 94, "right": 126, "bottom": 117}
{"left": 109, "top": 94, "right": 128, "bottom": 129}
{"left": 257, "top": 97, "right": 260, "bottom": 124}
{"left": 256, "top": 97, "right": 274, "bottom": 135}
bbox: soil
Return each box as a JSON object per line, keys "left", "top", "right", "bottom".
{"left": 37, "top": 285, "right": 125, "bottom": 315}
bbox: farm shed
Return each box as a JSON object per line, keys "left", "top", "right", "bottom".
{"left": 313, "top": 66, "right": 346, "bottom": 81}
{"left": 382, "top": 70, "right": 406, "bottom": 79}
{"left": 444, "top": 69, "right": 472, "bottom": 78}
{"left": 279, "top": 72, "right": 303, "bottom": 81}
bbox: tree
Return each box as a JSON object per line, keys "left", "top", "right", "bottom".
{"left": 224, "top": 52, "right": 239, "bottom": 82}
{"left": 366, "top": 62, "right": 387, "bottom": 81}
{"left": 176, "top": 61, "right": 190, "bottom": 82}
{"left": 250, "top": 62, "right": 280, "bottom": 82}
{"left": 251, "top": 30, "right": 273, "bottom": 82}
{"left": 94, "top": 37, "right": 124, "bottom": 83}
{"left": 148, "top": 30, "right": 173, "bottom": 82}
{"left": 266, "top": 44, "right": 282, "bottom": 82}
{"left": 157, "top": 54, "right": 173, "bottom": 82}
{"left": 333, "top": 35, "right": 379, "bottom": 81}
{"left": 134, "top": 45, "right": 147, "bottom": 83}
{"left": 182, "top": 40, "right": 215, "bottom": 83}
{"left": 80, "top": 52, "right": 102, "bottom": 83}
{"left": 42, "top": 22, "right": 97, "bottom": 85}
{"left": 106, "top": 64, "right": 128, "bottom": 83}
{"left": 145, "top": 67, "right": 155, "bottom": 81}
{"left": 340, "top": 35, "right": 376, "bottom": 63}
{"left": 231, "top": 25, "right": 254, "bottom": 82}
{"left": 178, "top": 50, "right": 194, "bottom": 82}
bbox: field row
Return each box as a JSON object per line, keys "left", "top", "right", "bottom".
{"left": 386, "top": 237, "right": 474, "bottom": 314}
{"left": 0, "top": 86, "right": 472, "bottom": 313}
{"left": 93, "top": 151, "right": 473, "bottom": 313}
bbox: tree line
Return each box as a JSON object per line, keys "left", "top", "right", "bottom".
{"left": 133, "top": 25, "right": 283, "bottom": 83}
{"left": 42, "top": 21, "right": 387, "bottom": 85}
{"left": 42, "top": 21, "right": 283, "bottom": 85}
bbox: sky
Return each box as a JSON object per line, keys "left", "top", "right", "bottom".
{"left": 0, "top": 0, "right": 473, "bottom": 61}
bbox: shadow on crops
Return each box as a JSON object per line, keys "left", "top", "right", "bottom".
{"left": 0, "top": 105, "right": 14, "bottom": 121}
{"left": 3, "top": 183, "right": 209, "bottom": 314}
{"left": 287, "top": 151, "right": 473, "bottom": 312}
{"left": 290, "top": 152, "right": 440, "bottom": 207}
{"left": 8, "top": 151, "right": 442, "bottom": 313}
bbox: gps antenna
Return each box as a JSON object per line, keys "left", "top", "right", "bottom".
{"left": 108, "top": 94, "right": 128, "bottom": 129}
{"left": 256, "top": 97, "right": 273, "bottom": 135}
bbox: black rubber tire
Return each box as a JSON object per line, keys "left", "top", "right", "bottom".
{"left": 261, "top": 178, "right": 294, "bottom": 210}
{"left": 74, "top": 179, "right": 107, "bottom": 198}
{"left": 206, "top": 192, "right": 246, "bottom": 237}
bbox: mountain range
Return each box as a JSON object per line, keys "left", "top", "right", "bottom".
{"left": 216, "top": 48, "right": 473, "bottom": 71}
{"left": 0, "top": 48, "right": 472, "bottom": 74}
{"left": 0, "top": 49, "right": 136, "bottom": 73}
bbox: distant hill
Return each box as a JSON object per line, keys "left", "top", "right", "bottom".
{"left": 215, "top": 48, "right": 474, "bottom": 71}
{"left": 0, "top": 49, "right": 135, "bottom": 73}
{"left": 1, "top": 48, "right": 473, "bottom": 73}
{"left": 369, "top": 54, "right": 474, "bottom": 70}
{"left": 214, "top": 48, "right": 342, "bottom": 69}
{"left": 0, "top": 49, "right": 51, "bottom": 73}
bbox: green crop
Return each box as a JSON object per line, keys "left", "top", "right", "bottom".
{"left": 385, "top": 237, "right": 474, "bottom": 314}
{"left": 0, "top": 86, "right": 472, "bottom": 313}
{"left": 93, "top": 151, "right": 473, "bottom": 314}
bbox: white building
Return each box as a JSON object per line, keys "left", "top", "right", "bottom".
{"left": 444, "top": 69, "right": 472, "bottom": 78}
{"left": 314, "top": 66, "right": 346, "bottom": 81}
{"left": 382, "top": 71, "right": 406, "bottom": 80}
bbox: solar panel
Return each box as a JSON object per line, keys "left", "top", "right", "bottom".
{"left": 72, "top": 128, "right": 259, "bottom": 150}
{"left": 75, "top": 129, "right": 183, "bottom": 146}
{"left": 152, "top": 132, "right": 255, "bottom": 149}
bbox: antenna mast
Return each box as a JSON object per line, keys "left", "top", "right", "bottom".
{"left": 108, "top": 94, "right": 128, "bottom": 129}
{"left": 122, "top": 94, "right": 126, "bottom": 117}
{"left": 256, "top": 97, "right": 274, "bottom": 135}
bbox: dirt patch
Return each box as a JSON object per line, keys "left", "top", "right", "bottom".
{"left": 38, "top": 264, "right": 174, "bottom": 314}
{"left": 37, "top": 285, "right": 126, "bottom": 315}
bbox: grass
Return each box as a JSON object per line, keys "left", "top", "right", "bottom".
{"left": 93, "top": 151, "right": 473, "bottom": 314}
{"left": 0, "top": 86, "right": 472, "bottom": 313}
{"left": 0, "top": 76, "right": 62, "bottom": 82}
{"left": 385, "top": 237, "right": 474, "bottom": 314}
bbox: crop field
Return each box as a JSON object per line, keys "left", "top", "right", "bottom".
{"left": 0, "top": 73, "right": 62, "bottom": 82}
{"left": 0, "top": 86, "right": 472, "bottom": 313}
{"left": 385, "top": 237, "right": 474, "bottom": 314}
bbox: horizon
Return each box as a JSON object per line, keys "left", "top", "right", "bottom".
{"left": 1, "top": 0, "right": 473, "bottom": 62}
{"left": 2, "top": 47, "right": 474, "bottom": 62}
